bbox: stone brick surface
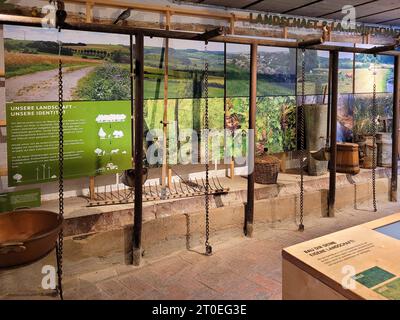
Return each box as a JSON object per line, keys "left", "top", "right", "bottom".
{"left": 2, "top": 180, "right": 400, "bottom": 300}
{"left": 71, "top": 198, "right": 400, "bottom": 300}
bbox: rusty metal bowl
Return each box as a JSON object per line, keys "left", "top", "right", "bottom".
{"left": 0, "top": 210, "right": 63, "bottom": 268}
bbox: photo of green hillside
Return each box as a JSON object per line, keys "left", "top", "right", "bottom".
{"left": 143, "top": 43, "right": 225, "bottom": 99}
{"left": 4, "top": 25, "right": 395, "bottom": 155}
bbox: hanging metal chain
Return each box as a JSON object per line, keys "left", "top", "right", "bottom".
{"left": 299, "top": 48, "right": 306, "bottom": 231}
{"left": 56, "top": 36, "right": 65, "bottom": 300}
{"left": 204, "top": 42, "right": 212, "bottom": 256}
{"left": 372, "top": 54, "right": 377, "bottom": 212}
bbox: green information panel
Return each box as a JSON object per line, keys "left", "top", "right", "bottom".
{"left": 6, "top": 101, "right": 132, "bottom": 186}
{"left": 0, "top": 189, "right": 41, "bottom": 212}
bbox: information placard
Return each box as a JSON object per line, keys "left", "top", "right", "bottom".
{"left": 282, "top": 213, "right": 400, "bottom": 300}
{"left": 0, "top": 189, "right": 41, "bottom": 212}
{"left": 6, "top": 101, "right": 132, "bottom": 186}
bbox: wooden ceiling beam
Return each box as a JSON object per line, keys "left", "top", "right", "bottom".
{"left": 298, "top": 37, "right": 324, "bottom": 48}
{"left": 282, "top": 0, "right": 324, "bottom": 15}
{"left": 64, "top": 0, "right": 245, "bottom": 21}
{"left": 357, "top": 6, "right": 400, "bottom": 20}
{"left": 1, "top": 13, "right": 399, "bottom": 55}
{"left": 378, "top": 17, "right": 400, "bottom": 25}
{"left": 241, "top": 0, "right": 264, "bottom": 10}
{"left": 318, "top": 0, "right": 378, "bottom": 18}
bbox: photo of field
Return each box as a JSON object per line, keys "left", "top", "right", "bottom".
{"left": 5, "top": 51, "right": 103, "bottom": 101}
{"left": 4, "top": 26, "right": 131, "bottom": 102}
{"left": 4, "top": 25, "right": 395, "bottom": 150}
{"left": 354, "top": 66, "right": 393, "bottom": 93}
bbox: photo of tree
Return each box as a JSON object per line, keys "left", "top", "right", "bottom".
{"left": 258, "top": 46, "right": 296, "bottom": 96}
{"left": 297, "top": 49, "right": 330, "bottom": 95}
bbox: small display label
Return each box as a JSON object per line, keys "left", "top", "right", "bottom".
{"left": 0, "top": 188, "right": 41, "bottom": 212}
{"left": 352, "top": 266, "right": 395, "bottom": 288}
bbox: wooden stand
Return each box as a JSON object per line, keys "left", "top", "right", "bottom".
{"left": 0, "top": 167, "right": 7, "bottom": 177}
{"left": 274, "top": 152, "right": 287, "bottom": 173}
{"left": 89, "top": 176, "right": 95, "bottom": 201}
{"left": 283, "top": 213, "right": 400, "bottom": 300}
{"left": 226, "top": 160, "right": 235, "bottom": 178}
{"left": 0, "top": 119, "right": 7, "bottom": 178}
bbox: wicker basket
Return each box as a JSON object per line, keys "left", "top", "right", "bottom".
{"left": 254, "top": 155, "right": 280, "bottom": 184}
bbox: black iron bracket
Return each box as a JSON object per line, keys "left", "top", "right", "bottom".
{"left": 192, "top": 27, "right": 224, "bottom": 43}
{"left": 363, "top": 34, "right": 400, "bottom": 54}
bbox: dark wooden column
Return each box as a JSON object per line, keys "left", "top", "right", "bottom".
{"left": 223, "top": 42, "right": 228, "bottom": 164}
{"left": 245, "top": 42, "right": 257, "bottom": 237}
{"left": 132, "top": 32, "right": 144, "bottom": 266}
{"left": 391, "top": 55, "right": 400, "bottom": 202}
{"left": 328, "top": 50, "right": 339, "bottom": 217}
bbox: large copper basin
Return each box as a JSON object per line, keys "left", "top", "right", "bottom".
{"left": 0, "top": 210, "right": 63, "bottom": 268}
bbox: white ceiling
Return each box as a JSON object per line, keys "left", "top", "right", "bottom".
{"left": 177, "top": 0, "right": 400, "bottom": 26}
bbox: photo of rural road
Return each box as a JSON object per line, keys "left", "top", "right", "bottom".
{"left": 4, "top": 25, "right": 131, "bottom": 102}
{"left": 6, "top": 64, "right": 96, "bottom": 102}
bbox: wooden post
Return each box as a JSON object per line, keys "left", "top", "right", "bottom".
{"left": 352, "top": 44, "right": 356, "bottom": 94}
{"left": 165, "top": 9, "right": 171, "bottom": 30}
{"left": 168, "top": 168, "right": 172, "bottom": 187}
{"left": 161, "top": 37, "right": 169, "bottom": 187}
{"left": 89, "top": 176, "right": 95, "bottom": 200}
{"left": 223, "top": 41, "right": 227, "bottom": 159}
{"left": 0, "top": 167, "right": 7, "bottom": 177}
{"left": 245, "top": 42, "right": 257, "bottom": 237}
{"left": 230, "top": 16, "right": 235, "bottom": 35}
{"left": 86, "top": 2, "right": 93, "bottom": 23}
{"left": 363, "top": 33, "right": 370, "bottom": 45}
{"left": 391, "top": 55, "right": 399, "bottom": 202}
{"left": 230, "top": 160, "right": 235, "bottom": 178}
{"left": 326, "top": 27, "right": 332, "bottom": 42}
{"left": 161, "top": 11, "right": 170, "bottom": 187}
{"left": 132, "top": 33, "right": 144, "bottom": 266}
{"left": 326, "top": 52, "right": 332, "bottom": 146}
{"left": 328, "top": 51, "right": 339, "bottom": 217}
{"left": 223, "top": 42, "right": 233, "bottom": 178}
{"left": 283, "top": 26, "right": 288, "bottom": 39}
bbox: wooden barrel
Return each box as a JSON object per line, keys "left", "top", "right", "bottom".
{"left": 336, "top": 142, "right": 360, "bottom": 175}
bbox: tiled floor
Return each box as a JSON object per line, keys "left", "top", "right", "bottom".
{"left": 54, "top": 198, "right": 400, "bottom": 300}
{"left": 1, "top": 189, "right": 399, "bottom": 300}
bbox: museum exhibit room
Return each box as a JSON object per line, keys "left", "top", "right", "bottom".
{"left": 2, "top": 0, "right": 400, "bottom": 305}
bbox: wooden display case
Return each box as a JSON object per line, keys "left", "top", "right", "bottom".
{"left": 282, "top": 213, "right": 400, "bottom": 300}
